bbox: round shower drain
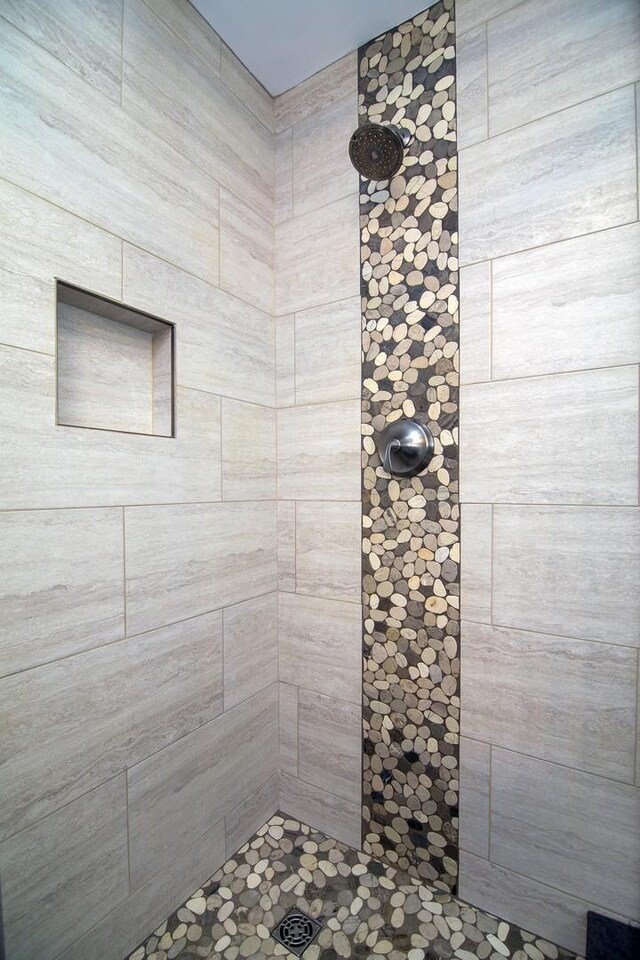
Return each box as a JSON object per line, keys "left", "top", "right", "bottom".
{"left": 271, "top": 908, "right": 322, "bottom": 957}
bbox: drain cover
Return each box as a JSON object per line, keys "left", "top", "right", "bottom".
{"left": 271, "top": 908, "right": 322, "bottom": 957}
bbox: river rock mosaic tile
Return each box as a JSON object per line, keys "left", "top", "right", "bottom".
{"left": 358, "top": 0, "right": 460, "bottom": 892}
{"left": 126, "top": 813, "right": 582, "bottom": 960}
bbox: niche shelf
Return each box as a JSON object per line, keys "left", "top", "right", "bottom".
{"left": 56, "top": 280, "right": 175, "bottom": 437}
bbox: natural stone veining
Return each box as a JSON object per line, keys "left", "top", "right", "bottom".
{"left": 358, "top": 0, "right": 460, "bottom": 891}
{"left": 126, "top": 813, "right": 582, "bottom": 960}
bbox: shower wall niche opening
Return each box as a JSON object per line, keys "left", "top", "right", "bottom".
{"left": 56, "top": 281, "right": 175, "bottom": 437}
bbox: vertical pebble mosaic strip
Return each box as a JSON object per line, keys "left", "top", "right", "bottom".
{"left": 359, "top": 0, "right": 460, "bottom": 891}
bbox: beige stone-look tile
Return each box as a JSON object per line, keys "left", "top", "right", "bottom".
{"left": 125, "top": 501, "right": 276, "bottom": 635}
{"left": 221, "top": 399, "right": 276, "bottom": 501}
{"left": 0, "top": 507, "right": 124, "bottom": 677}
{"left": 275, "top": 128, "right": 294, "bottom": 224}
{"left": 276, "top": 313, "right": 295, "bottom": 407}
{"left": 292, "top": 94, "right": 358, "bottom": 217}
{"left": 295, "top": 296, "right": 361, "bottom": 405}
{"left": 0, "top": 179, "right": 122, "bottom": 356}
{"left": 492, "top": 222, "right": 640, "bottom": 379}
{"left": 0, "top": 776, "right": 128, "bottom": 960}
{"left": 145, "top": 0, "right": 221, "bottom": 77}
{"left": 57, "top": 302, "right": 156, "bottom": 435}
{"left": 459, "top": 261, "right": 491, "bottom": 384}
{"left": 459, "top": 737, "right": 490, "bottom": 859}
{"left": 223, "top": 593, "right": 277, "bottom": 708}
{"left": 298, "top": 690, "right": 361, "bottom": 803}
{"left": 279, "top": 592, "right": 361, "bottom": 704}
{"left": 295, "top": 500, "right": 361, "bottom": 602}
{"left": 455, "top": 0, "right": 524, "bottom": 34}
{"left": 0, "top": 0, "right": 122, "bottom": 100}
{"left": 277, "top": 501, "right": 296, "bottom": 591}
{"left": 458, "top": 851, "right": 627, "bottom": 955}
{"left": 457, "top": 24, "right": 488, "bottom": 148}
{"left": 123, "top": 245, "right": 274, "bottom": 406}
{"left": 459, "top": 87, "right": 637, "bottom": 265}
{"left": 57, "top": 819, "right": 226, "bottom": 960}
{"left": 488, "top": 0, "right": 640, "bottom": 136}
{"left": 280, "top": 773, "right": 361, "bottom": 849}
{"left": 460, "top": 503, "right": 492, "bottom": 623}
{"left": 221, "top": 42, "right": 274, "bottom": 132}
{"left": 122, "top": 0, "right": 272, "bottom": 221}
{"left": 279, "top": 681, "right": 299, "bottom": 776}
{"left": 0, "top": 345, "right": 221, "bottom": 509}
{"left": 0, "top": 612, "right": 222, "bottom": 841}
{"left": 0, "top": 19, "right": 219, "bottom": 285}
{"left": 128, "top": 684, "right": 278, "bottom": 888}
{"left": 275, "top": 53, "right": 356, "bottom": 132}
{"left": 463, "top": 621, "right": 638, "bottom": 781}
{"left": 275, "top": 195, "right": 359, "bottom": 315}
{"left": 225, "top": 773, "right": 279, "bottom": 858}
{"left": 490, "top": 748, "right": 640, "bottom": 920}
{"left": 278, "top": 400, "right": 361, "bottom": 501}
{"left": 460, "top": 366, "right": 639, "bottom": 504}
{"left": 493, "top": 505, "right": 640, "bottom": 647}
{"left": 219, "top": 188, "right": 274, "bottom": 314}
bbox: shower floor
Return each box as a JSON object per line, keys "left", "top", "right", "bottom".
{"left": 125, "top": 813, "right": 582, "bottom": 960}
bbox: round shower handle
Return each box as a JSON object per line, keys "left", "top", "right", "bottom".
{"left": 376, "top": 418, "right": 434, "bottom": 478}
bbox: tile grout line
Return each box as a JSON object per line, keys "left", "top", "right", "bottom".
{"left": 461, "top": 359, "right": 639, "bottom": 388}
{"left": 122, "top": 506, "right": 128, "bottom": 637}
{"left": 487, "top": 743, "right": 493, "bottom": 862}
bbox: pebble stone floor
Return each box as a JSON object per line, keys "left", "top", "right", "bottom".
{"left": 126, "top": 814, "right": 582, "bottom": 960}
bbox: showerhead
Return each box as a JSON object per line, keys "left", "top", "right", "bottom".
{"left": 348, "top": 123, "right": 410, "bottom": 180}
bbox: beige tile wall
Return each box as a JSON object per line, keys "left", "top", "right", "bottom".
{"left": 274, "top": 54, "right": 363, "bottom": 849}
{"left": 0, "top": 1, "right": 279, "bottom": 957}
{"left": 456, "top": 0, "right": 640, "bottom": 952}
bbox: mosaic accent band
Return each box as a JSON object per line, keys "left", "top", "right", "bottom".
{"left": 359, "top": 0, "right": 460, "bottom": 891}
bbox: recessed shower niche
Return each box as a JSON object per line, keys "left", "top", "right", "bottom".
{"left": 56, "top": 281, "right": 175, "bottom": 437}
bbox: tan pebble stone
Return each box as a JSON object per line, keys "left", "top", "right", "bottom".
{"left": 186, "top": 896, "right": 206, "bottom": 915}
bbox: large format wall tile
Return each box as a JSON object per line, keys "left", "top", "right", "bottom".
{"left": 297, "top": 690, "right": 361, "bottom": 804}
{"left": 224, "top": 773, "right": 279, "bottom": 857}
{"left": 223, "top": 594, "right": 277, "bottom": 708}
{"left": 292, "top": 95, "right": 358, "bottom": 217}
{"left": 462, "top": 621, "right": 638, "bottom": 781}
{"left": 275, "top": 53, "right": 356, "bottom": 132}
{"left": 123, "top": 245, "right": 275, "bottom": 406}
{"left": 277, "top": 400, "right": 361, "bottom": 501}
{"left": 0, "top": 0, "right": 123, "bottom": 101}
{"left": 490, "top": 749, "right": 640, "bottom": 920}
{"left": 125, "top": 501, "right": 277, "bottom": 635}
{"left": 460, "top": 502, "right": 491, "bottom": 623}
{"left": 148, "top": 0, "right": 221, "bottom": 77}
{"left": 488, "top": 0, "right": 640, "bottom": 136}
{"left": 122, "top": 0, "right": 272, "bottom": 222}
{"left": 278, "top": 592, "right": 361, "bottom": 704}
{"left": 456, "top": 24, "right": 488, "bottom": 148}
{"left": 295, "top": 500, "right": 361, "bottom": 602}
{"left": 221, "top": 399, "right": 276, "bottom": 501}
{"left": 279, "top": 682, "right": 299, "bottom": 776}
{"left": 0, "top": 19, "right": 219, "bottom": 284}
{"left": 493, "top": 505, "right": 640, "bottom": 646}
{"left": 0, "top": 345, "right": 221, "bottom": 509}
{"left": 458, "top": 851, "right": 623, "bottom": 956}
{"left": 459, "top": 262, "right": 491, "bottom": 385}
{"left": 57, "top": 819, "right": 226, "bottom": 960}
{"left": 128, "top": 685, "right": 278, "bottom": 888}
{"left": 0, "top": 612, "right": 223, "bottom": 839}
{"left": 455, "top": 0, "right": 523, "bottom": 34}
{"left": 275, "top": 313, "right": 295, "bottom": 406}
{"left": 460, "top": 366, "right": 638, "bottom": 504}
{"left": 0, "top": 776, "right": 128, "bottom": 960}
{"left": 295, "top": 297, "right": 361, "bottom": 405}
{"left": 219, "top": 188, "right": 274, "bottom": 313}
{"left": 492, "top": 222, "right": 640, "bottom": 379}
{"left": 275, "top": 194, "right": 359, "bottom": 315}
{"left": 458, "top": 737, "right": 490, "bottom": 859}
{"left": 0, "top": 179, "right": 122, "bottom": 356}
{"left": 220, "top": 43, "right": 274, "bottom": 132}
{"left": 277, "top": 501, "right": 296, "bottom": 591}
{"left": 280, "top": 772, "right": 361, "bottom": 849}
{"left": 275, "top": 129, "right": 294, "bottom": 224}
{"left": 459, "top": 87, "right": 637, "bottom": 264}
{"left": 0, "top": 507, "right": 124, "bottom": 676}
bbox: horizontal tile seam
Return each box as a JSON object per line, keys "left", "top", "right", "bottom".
{"left": 460, "top": 360, "right": 640, "bottom": 388}
{"left": 280, "top": 773, "right": 361, "bottom": 811}
{"left": 487, "top": 741, "right": 640, "bottom": 788}
{"left": 460, "top": 617, "right": 640, "bottom": 652}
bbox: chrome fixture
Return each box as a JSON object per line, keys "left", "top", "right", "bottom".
{"left": 376, "top": 417, "right": 434, "bottom": 477}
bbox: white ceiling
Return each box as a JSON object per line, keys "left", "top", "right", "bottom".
{"left": 192, "top": 0, "right": 432, "bottom": 96}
